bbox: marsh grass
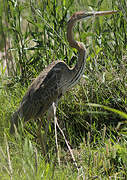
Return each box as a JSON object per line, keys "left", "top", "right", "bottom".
{"left": 0, "top": 0, "right": 127, "bottom": 179}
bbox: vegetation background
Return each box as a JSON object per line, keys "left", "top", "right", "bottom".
{"left": 0, "top": 0, "right": 127, "bottom": 179}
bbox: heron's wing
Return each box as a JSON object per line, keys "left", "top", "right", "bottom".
{"left": 20, "top": 61, "right": 67, "bottom": 121}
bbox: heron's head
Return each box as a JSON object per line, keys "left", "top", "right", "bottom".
{"left": 67, "top": 10, "right": 118, "bottom": 24}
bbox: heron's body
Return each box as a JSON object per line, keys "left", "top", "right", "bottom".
{"left": 10, "top": 10, "right": 117, "bottom": 133}
{"left": 10, "top": 56, "right": 86, "bottom": 133}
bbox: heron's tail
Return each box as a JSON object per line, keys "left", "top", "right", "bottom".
{"left": 10, "top": 109, "right": 21, "bottom": 134}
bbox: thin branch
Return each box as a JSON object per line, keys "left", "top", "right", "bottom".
{"left": 55, "top": 119, "right": 79, "bottom": 172}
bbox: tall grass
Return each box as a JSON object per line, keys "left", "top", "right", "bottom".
{"left": 0, "top": 0, "right": 127, "bottom": 179}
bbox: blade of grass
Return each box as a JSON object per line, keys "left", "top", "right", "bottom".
{"left": 86, "top": 103, "right": 127, "bottom": 119}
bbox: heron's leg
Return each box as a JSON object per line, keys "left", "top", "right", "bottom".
{"left": 37, "top": 103, "right": 58, "bottom": 157}
{"left": 38, "top": 106, "right": 54, "bottom": 156}
{"left": 44, "top": 105, "right": 54, "bottom": 151}
{"left": 37, "top": 119, "right": 47, "bottom": 156}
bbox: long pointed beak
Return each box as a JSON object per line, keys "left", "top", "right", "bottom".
{"left": 93, "top": 10, "right": 118, "bottom": 17}
{"left": 78, "top": 10, "right": 118, "bottom": 20}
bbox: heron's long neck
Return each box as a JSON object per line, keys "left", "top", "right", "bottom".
{"left": 67, "top": 21, "right": 86, "bottom": 88}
